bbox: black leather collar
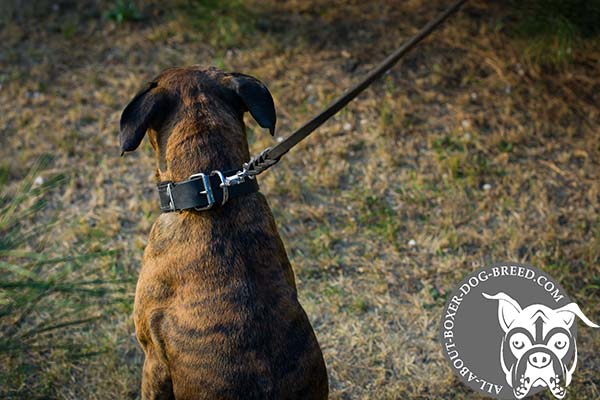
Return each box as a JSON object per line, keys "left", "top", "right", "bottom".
{"left": 157, "top": 169, "right": 259, "bottom": 212}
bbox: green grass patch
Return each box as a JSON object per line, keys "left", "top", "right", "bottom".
{"left": 433, "top": 135, "right": 464, "bottom": 153}
{"left": 358, "top": 194, "right": 401, "bottom": 245}
{"left": 0, "top": 158, "right": 132, "bottom": 398}
{"left": 423, "top": 286, "right": 450, "bottom": 310}
{"left": 105, "top": 0, "right": 143, "bottom": 23}
{"left": 179, "top": 0, "right": 257, "bottom": 48}
{"left": 506, "top": 0, "right": 600, "bottom": 66}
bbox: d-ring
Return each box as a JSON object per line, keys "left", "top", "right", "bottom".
{"left": 210, "top": 170, "right": 228, "bottom": 206}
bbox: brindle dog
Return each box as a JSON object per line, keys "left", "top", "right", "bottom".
{"left": 120, "top": 66, "right": 328, "bottom": 400}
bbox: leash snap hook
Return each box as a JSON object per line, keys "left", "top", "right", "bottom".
{"left": 223, "top": 170, "right": 246, "bottom": 187}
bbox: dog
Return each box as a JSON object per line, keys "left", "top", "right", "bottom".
{"left": 483, "top": 292, "right": 599, "bottom": 399}
{"left": 120, "top": 66, "right": 328, "bottom": 400}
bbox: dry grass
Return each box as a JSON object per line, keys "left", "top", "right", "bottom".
{"left": 1, "top": 0, "right": 599, "bottom": 398}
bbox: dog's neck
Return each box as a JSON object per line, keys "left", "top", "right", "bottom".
{"left": 155, "top": 106, "right": 250, "bottom": 183}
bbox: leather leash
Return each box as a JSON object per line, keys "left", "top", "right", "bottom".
{"left": 159, "top": 0, "right": 467, "bottom": 212}
{"left": 259, "top": 0, "right": 468, "bottom": 165}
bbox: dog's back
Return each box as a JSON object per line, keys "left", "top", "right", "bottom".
{"left": 122, "top": 67, "right": 328, "bottom": 399}
{"left": 135, "top": 195, "right": 327, "bottom": 399}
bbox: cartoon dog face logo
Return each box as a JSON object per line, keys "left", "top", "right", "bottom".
{"left": 483, "top": 292, "right": 599, "bottom": 399}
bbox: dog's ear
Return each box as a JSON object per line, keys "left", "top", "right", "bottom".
{"left": 483, "top": 292, "right": 523, "bottom": 333}
{"left": 228, "top": 73, "right": 276, "bottom": 136}
{"left": 120, "top": 82, "right": 171, "bottom": 154}
{"left": 555, "top": 303, "right": 600, "bottom": 329}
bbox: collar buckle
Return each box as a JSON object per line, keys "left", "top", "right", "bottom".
{"left": 158, "top": 167, "right": 259, "bottom": 213}
{"left": 188, "top": 172, "right": 215, "bottom": 211}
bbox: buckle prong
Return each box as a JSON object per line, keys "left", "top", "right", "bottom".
{"left": 188, "top": 173, "right": 215, "bottom": 211}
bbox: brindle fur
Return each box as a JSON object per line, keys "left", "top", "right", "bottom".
{"left": 120, "top": 66, "right": 328, "bottom": 400}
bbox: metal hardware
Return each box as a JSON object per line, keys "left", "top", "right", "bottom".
{"left": 210, "top": 170, "right": 228, "bottom": 206}
{"left": 188, "top": 173, "right": 215, "bottom": 211}
{"left": 224, "top": 147, "right": 279, "bottom": 187}
{"left": 166, "top": 182, "right": 176, "bottom": 211}
{"left": 224, "top": 172, "right": 245, "bottom": 187}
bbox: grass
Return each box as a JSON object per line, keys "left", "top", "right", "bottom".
{"left": 506, "top": 0, "right": 600, "bottom": 67}
{"left": 1, "top": 0, "right": 599, "bottom": 398}
{"left": 180, "top": 0, "right": 257, "bottom": 47}
{"left": 105, "top": 0, "right": 143, "bottom": 24}
{"left": 0, "top": 158, "right": 134, "bottom": 398}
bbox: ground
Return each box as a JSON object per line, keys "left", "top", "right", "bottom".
{"left": 1, "top": 0, "right": 599, "bottom": 399}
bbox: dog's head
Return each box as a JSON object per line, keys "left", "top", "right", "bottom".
{"left": 484, "top": 292, "right": 598, "bottom": 399}
{"left": 119, "top": 66, "right": 276, "bottom": 180}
